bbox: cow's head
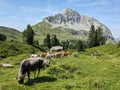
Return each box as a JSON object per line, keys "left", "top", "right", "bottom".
{"left": 18, "top": 74, "right": 25, "bottom": 84}
{"left": 43, "top": 59, "right": 50, "bottom": 67}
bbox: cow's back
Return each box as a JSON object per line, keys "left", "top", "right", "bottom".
{"left": 20, "top": 58, "right": 43, "bottom": 72}
{"left": 28, "top": 58, "right": 40, "bottom": 71}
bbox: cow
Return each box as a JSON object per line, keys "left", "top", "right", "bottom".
{"left": 31, "top": 54, "right": 41, "bottom": 58}
{"left": 40, "top": 53, "right": 47, "bottom": 58}
{"left": 45, "top": 52, "right": 53, "bottom": 59}
{"left": 18, "top": 58, "right": 50, "bottom": 84}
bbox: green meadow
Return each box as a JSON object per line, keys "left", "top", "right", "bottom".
{"left": 0, "top": 44, "right": 120, "bottom": 90}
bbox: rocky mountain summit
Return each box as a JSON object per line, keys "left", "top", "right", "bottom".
{"left": 32, "top": 8, "right": 115, "bottom": 43}
{"left": 43, "top": 8, "right": 114, "bottom": 43}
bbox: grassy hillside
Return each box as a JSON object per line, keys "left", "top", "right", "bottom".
{"left": 0, "top": 26, "right": 22, "bottom": 41}
{"left": 0, "top": 44, "right": 120, "bottom": 90}
{"left": 0, "top": 41, "right": 40, "bottom": 58}
{"left": 86, "top": 44, "right": 120, "bottom": 57}
{"left": 32, "top": 21, "right": 88, "bottom": 44}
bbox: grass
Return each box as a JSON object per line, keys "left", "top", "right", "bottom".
{"left": 0, "top": 41, "right": 40, "bottom": 58}
{"left": 0, "top": 26, "right": 22, "bottom": 41}
{"left": 0, "top": 44, "right": 120, "bottom": 90}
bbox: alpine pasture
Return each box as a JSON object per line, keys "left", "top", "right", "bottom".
{"left": 0, "top": 44, "right": 120, "bottom": 90}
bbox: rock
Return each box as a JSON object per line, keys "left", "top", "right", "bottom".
{"left": 91, "top": 52, "right": 100, "bottom": 56}
{"left": 50, "top": 46, "right": 63, "bottom": 51}
{"left": 1, "top": 63, "right": 13, "bottom": 68}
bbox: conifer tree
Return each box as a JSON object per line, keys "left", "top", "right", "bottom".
{"left": 88, "top": 25, "right": 96, "bottom": 47}
{"left": 95, "top": 27, "right": 105, "bottom": 46}
{"left": 23, "top": 24, "right": 34, "bottom": 45}
{"left": 0, "top": 34, "right": 6, "bottom": 41}
{"left": 88, "top": 25, "right": 106, "bottom": 47}
{"left": 43, "top": 34, "right": 51, "bottom": 49}
{"left": 76, "top": 40, "right": 84, "bottom": 52}
{"left": 51, "top": 35, "right": 59, "bottom": 46}
{"left": 62, "top": 40, "right": 69, "bottom": 50}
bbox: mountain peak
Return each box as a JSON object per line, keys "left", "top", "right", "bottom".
{"left": 43, "top": 8, "right": 81, "bottom": 25}
{"left": 62, "top": 8, "right": 75, "bottom": 14}
{"left": 62, "top": 8, "right": 80, "bottom": 17}
{"left": 42, "top": 8, "right": 115, "bottom": 43}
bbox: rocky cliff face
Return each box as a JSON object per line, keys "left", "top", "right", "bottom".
{"left": 43, "top": 8, "right": 115, "bottom": 43}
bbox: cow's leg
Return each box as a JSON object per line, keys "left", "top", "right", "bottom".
{"left": 27, "top": 71, "right": 30, "bottom": 80}
{"left": 34, "top": 70, "right": 36, "bottom": 78}
{"left": 37, "top": 68, "right": 40, "bottom": 77}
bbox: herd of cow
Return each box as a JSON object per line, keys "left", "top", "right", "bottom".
{"left": 18, "top": 50, "right": 72, "bottom": 84}
{"left": 40, "top": 51, "right": 72, "bottom": 59}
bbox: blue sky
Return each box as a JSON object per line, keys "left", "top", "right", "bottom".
{"left": 0, "top": 0, "right": 120, "bottom": 38}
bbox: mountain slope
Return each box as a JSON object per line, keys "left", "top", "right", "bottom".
{"left": 32, "top": 8, "right": 115, "bottom": 44}
{"left": 0, "top": 26, "right": 22, "bottom": 41}
{"left": 32, "top": 21, "right": 88, "bottom": 43}
{"left": 0, "top": 41, "right": 39, "bottom": 58}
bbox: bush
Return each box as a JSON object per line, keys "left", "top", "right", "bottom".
{"left": 0, "top": 34, "right": 6, "bottom": 41}
{"left": 47, "top": 67, "right": 65, "bottom": 78}
{"left": 60, "top": 64, "right": 78, "bottom": 73}
{"left": 65, "top": 84, "right": 74, "bottom": 89}
{"left": 59, "top": 73, "right": 74, "bottom": 79}
{"left": 47, "top": 64, "right": 78, "bottom": 79}
{"left": 73, "top": 53, "right": 79, "bottom": 58}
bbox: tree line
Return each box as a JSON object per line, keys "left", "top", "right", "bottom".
{"left": 0, "top": 24, "right": 106, "bottom": 51}
{"left": 22, "top": 24, "right": 106, "bottom": 51}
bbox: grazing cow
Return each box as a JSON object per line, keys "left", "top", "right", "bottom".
{"left": 18, "top": 58, "right": 50, "bottom": 84}
{"left": 31, "top": 54, "right": 41, "bottom": 58}
{"left": 40, "top": 53, "right": 47, "bottom": 58}
{"left": 45, "top": 52, "right": 53, "bottom": 59}
{"left": 54, "top": 52, "right": 61, "bottom": 58}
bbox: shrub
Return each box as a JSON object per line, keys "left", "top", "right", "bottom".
{"left": 60, "top": 64, "right": 78, "bottom": 73}
{"left": 47, "top": 65, "right": 76, "bottom": 79}
{"left": 65, "top": 84, "right": 74, "bottom": 89}
{"left": 47, "top": 67, "right": 65, "bottom": 78}
{"left": 73, "top": 53, "right": 79, "bottom": 58}
{"left": 59, "top": 73, "right": 74, "bottom": 79}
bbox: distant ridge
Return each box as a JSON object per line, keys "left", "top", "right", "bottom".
{"left": 0, "top": 26, "right": 22, "bottom": 41}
